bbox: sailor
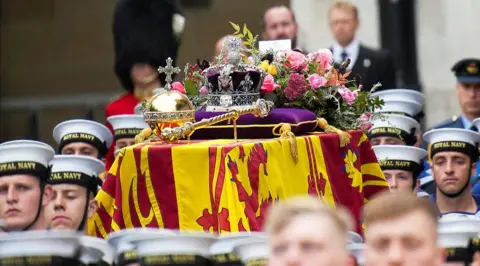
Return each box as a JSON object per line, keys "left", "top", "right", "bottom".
{"left": 0, "top": 141, "right": 55, "bottom": 232}
{"left": 422, "top": 58, "right": 480, "bottom": 195}
{"left": 368, "top": 114, "right": 420, "bottom": 146}
{"left": 130, "top": 231, "right": 215, "bottom": 266}
{"left": 438, "top": 216, "right": 480, "bottom": 265}
{"left": 80, "top": 236, "right": 115, "bottom": 266}
{"left": 423, "top": 128, "right": 480, "bottom": 216}
{"left": 233, "top": 237, "right": 269, "bottom": 266}
{"left": 0, "top": 231, "right": 83, "bottom": 266}
{"left": 44, "top": 155, "right": 104, "bottom": 234}
{"left": 53, "top": 119, "right": 113, "bottom": 160}
{"left": 373, "top": 145, "right": 426, "bottom": 193}
{"left": 209, "top": 232, "right": 262, "bottom": 266}
{"left": 108, "top": 228, "right": 176, "bottom": 266}
{"left": 106, "top": 114, "right": 148, "bottom": 154}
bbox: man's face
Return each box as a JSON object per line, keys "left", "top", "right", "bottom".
{"left": 268, "top": 213, "right": 348, "bottom": 266}
{"left": 262, "top": 6, "right": 298, "bottom": 43}
{"left": 370, "top": 136, "right": 406, "bottom": 146}
{"left": 115, "top": 138, "right": 135, "bottom": 150}
{"left": 61, "top": 142, "right": 99, "bottom": 158}
{"left": 328, "top": 8, "right": 359, "bottom": 46}
{"left": 365, "top": 210, "right": 443, "bottom": 266}
{"left": 457, "top": 82, "right": 480, "bottom": 119}
{"left": 431, "top": 151, "right": 473, "bottom": 197}
{"left": 45, "top": 184, "right": 88, "bottom": 230}
{"left": 131, "top": 63, "right": 157, "bottom": 85}
{"left": 0, "top": 175, "right": 51, "bottom": 231}
{"left": 384, "top": 170, "right": 416, "bottom": 191}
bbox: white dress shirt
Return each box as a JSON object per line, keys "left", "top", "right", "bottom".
{"left": 333, "top": 39, "right": 360, "bottom": 71}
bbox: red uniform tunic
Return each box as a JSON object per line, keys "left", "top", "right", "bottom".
{"left": 104, "top": 92, "right": 139, "bottom": 170}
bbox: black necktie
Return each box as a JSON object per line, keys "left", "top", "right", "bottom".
{"left": 341, "top": 50, "right": 348, "bottom": 63}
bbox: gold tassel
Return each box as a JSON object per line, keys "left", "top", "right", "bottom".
{"left": 135, "top": 128, "right": 153, "bottom": 144}
{"left": 273, "top": 123, "right": 299, "bottom": 164}
{"left": 317, "top": 118, "right": 351, "bottom": 147}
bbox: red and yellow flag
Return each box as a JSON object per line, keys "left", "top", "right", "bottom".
{"left": 89, "top": 131, "right": 387, "bottom": 237}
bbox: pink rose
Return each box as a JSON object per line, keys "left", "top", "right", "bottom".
{"left": 172, "top": 82, "right": 186, "bottom": 94}
{"left": 357, "top": 113, "right": 373, "bottom": 132}
{"left": 338, "top": 86, "right": 359, "bottom": 105}
{"left": 199, "top": 86, "right": 208, "bottom": 95}
{"left": 307, "top": 49, "right": 333, "bottom": 69}
{"left": 261, "top": 74, "right": 280, "bottom": 93}
{"left": 284, "top": 50, "right": 307, "bottom": 71}
{"left": 308, "top": 74, "right": 328, "bottom": 89}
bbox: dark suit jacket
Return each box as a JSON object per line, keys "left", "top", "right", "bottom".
{"left": 333, "top": 45, "right": 397, "bottom": 91}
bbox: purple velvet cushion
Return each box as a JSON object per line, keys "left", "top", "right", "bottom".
{"left": 190, "top": 108, "right": 318, "bottom": 139}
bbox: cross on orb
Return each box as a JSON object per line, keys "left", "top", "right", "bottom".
{"left": 158, "top": 57, "right": 181, "bottom": 90}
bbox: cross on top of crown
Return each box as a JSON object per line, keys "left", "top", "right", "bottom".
{"left": 158, "top": 57, "right": 181, "bottom": 90}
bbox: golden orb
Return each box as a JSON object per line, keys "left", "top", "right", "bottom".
{"left": 143, "top": 90, "right": 196, "bottom": 138}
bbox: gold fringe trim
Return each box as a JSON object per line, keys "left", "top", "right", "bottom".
{"left": 316, "top": 118, "right": 351, "bottom": 147}
{"left": 273, "top": 123, "right": 299, "bottom": 164}
{"left": 135, "top": 128, "right": 153, "bottom": 144}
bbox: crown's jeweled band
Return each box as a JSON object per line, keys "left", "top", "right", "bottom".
{"left": 207, "top": 93, "right": 260, "bottom": 108}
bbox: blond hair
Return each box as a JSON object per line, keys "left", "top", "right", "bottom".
{"left": 363, "top": 190, "right": 438, "bottom": 227}
{"left": 265, "top": 196, "right": 354, "bottom": 238}
{"left": 328, "top": 1, "right": 359, "bottom": 19}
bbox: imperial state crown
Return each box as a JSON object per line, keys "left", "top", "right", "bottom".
{"left": 203, "top": 36, "right": 267, "bottom": 112}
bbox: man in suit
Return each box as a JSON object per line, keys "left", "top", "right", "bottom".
{"left": 328, "top": 1, "right": 396, "bottom": 91}
{"left": 261, "top": 4, "right": 304, "bottom": 52}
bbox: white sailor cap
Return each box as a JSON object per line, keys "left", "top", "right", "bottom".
{"left": 0, "top": 141, "right": 55, "bottom": 181}
{"left": 369, "top": 114, "right": 420, "bottom": 145}
{"left": 49, "top": 155, "right": 104, "bottom": 194}
{"left": 210, "top": 232, "right": 266, "bottom": 264}
{"left": 53, "top": 119, "right": 113, "bottom": 156}
{"left": 232, "top": 236, "right": 269, "bottom": 265}
{"left": 438, "top": 216, "right": 480, "bottom": 262}
{"left": 347, "top": 243, "right": 365, "bottom": 266}
{"left": 131, "top": 231, "right": 215, "bottom": 259}
{"left": 373, "top": 145, "right": 427, "bottom": 174}
{"left": 0, "top": 230, "right": 81, "bottom": 260}
{"left": 371, "top": 89, "right": 425, "bottom": 107}
{"left": 108, "top": 228, "right": 176, "bottom": 265}
{"left": 0, "top": 139, "right": 52, "bottom": 147}
{"left": 80, "top": 236, "right": 114, "bottom": 266}
{"left": 375, "top": 100, "right": 422, "bottom": 117}
{"left": 423, "top": 128, "right": 480, "bottom": 160}
{"left": 348, "top": 231, "right": 363, "bottom": 244}
{"left": 106, "top": 115, "right": 148, "bottom": 140}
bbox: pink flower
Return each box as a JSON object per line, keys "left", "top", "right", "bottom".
{"left": 308, "top": 49, "right": 333, "bottom": 69}
{"left": 261, "top": 74, "right": 280, "bottom": 93}
{"left": 284, "top": 50, "right": 307, "bottom": 71}
{"left": 285, "top": 73, "right": 308, "bottom": 101}
{"left": 308, "top": 74, "right": 328, "bottom": 89}
{"left": 172, "top": 82, "right": 186, "bottom": 94}
{"left": 338, "top": 86, "right": 359, "bottom": 105}
{"left": 247, "top": 56, "right": 255, "bottom": 65}
{"left": 199, "top": 86, "right": 208, "bottom": 95}
{"left": 357, "top": 113, "right": 373, "bottom": 132}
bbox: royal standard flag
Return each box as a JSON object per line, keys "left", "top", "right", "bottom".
{"left": 89, "top": 131, "right": 387, "bottom": 237}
